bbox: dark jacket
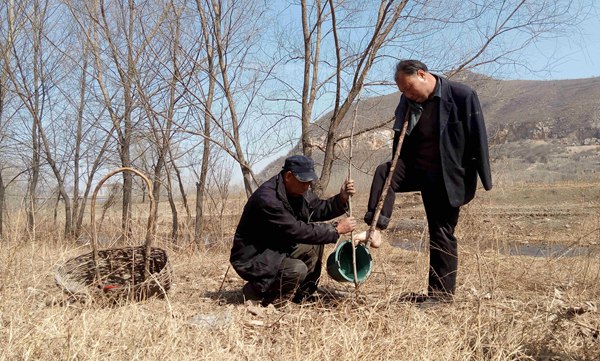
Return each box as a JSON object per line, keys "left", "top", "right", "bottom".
{"left": 392, "top": 75, "right": 492, "bottom": 207}
{"left": 230, "top": 173, "right": 348, "bottom": 292}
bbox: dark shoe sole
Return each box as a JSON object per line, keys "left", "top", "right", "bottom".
{"left": 397, "top": 292, "right": 428, "bottom": 303}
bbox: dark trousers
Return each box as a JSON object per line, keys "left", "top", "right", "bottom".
{"left": 262, "top": 243, "right": 324, "bottom": 301}
{"left": 364, "top": 161, "right": 460, "bottom": 296}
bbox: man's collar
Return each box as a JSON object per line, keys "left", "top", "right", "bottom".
{"left": 430, "top": 74, "right": 442, "bottom": 99}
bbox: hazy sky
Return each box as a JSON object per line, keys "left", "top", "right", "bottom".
{"left": 522, "top": 4, "right": 600, "bottom": 80}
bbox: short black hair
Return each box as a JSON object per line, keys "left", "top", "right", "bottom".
{"left": 394, "top": 60, "right": 428, "bottom": 81}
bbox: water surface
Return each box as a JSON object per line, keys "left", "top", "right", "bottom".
{"left": 390, "top": 239, "right": 594, "bottom": 258}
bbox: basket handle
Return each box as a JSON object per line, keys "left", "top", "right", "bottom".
{"left": 90, "top": 167, "right": 155, "bottom": 281}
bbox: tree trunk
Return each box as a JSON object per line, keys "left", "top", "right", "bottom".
{"left": 72, "top": 52, "right": 87, "bottom": 238}
{"left": 194, "top": 109, "right": 212, "bottom": 244}
{"left": 26, "top": 123, "right": 40, "bottom": 233}
{"left": 165, "top": 170, "right": 178, "bottom": 242}
{"left": 53, "top": 191, "right": 61, "bottom": 225}
{"left": 194, "top": 0, "right": 215, "bottom": 244}
{"left": 194, "top": 181, "right": 204, "bottom": 244}
{"left": 121, "top": 149, "right": 133, "bottom": 241}
{"left": 300, "top": 0, "right": 323, "bottom": 158}
{"left": 152, "top": 153, "right": 164, "bottom": 235}
{"left": 170, "top": 156, "right": 190, "bottom": 219}
{"left": 0, "top": 174, "right": 4, "bottom": 239}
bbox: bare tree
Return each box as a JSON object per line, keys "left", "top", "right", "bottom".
{"left": 193, "top": 0, "right": 215, "bottom": 244}
{"left": 69, "top": 38, "right": 115, "bottom": 238}
{"left": 316, "top": 0, "right": 406, "bottom": 194}
{"left": 2, "top": 0, "right": 118, "bottom": 238}
{"left": 271, "top": 0, "right": 408, "bottom": 194}
{"left": 2, "top": 0, "right": 52, "bottom": 234}
{"left": 68, "top": 0, "right": 158, "bottom": 240}
{"left": 134, "top": 2, "right": 178, "bottom": 241}
{"left": 271, "top": 0, "right": 585, "bottom": 194}
{"left": 132, "top": 0, "right": 209, "bottom": 242}
{"left": 0, "top": 1, "right": 8, "bottom": 238}
{"left": 199, "top": 0, "right": 258, "bottom": 197}
{"left": 70, "top": 41, "right": 89, "bottom": 237}
{"left": 190, "top": 0, "right": 294, "bottom": 198}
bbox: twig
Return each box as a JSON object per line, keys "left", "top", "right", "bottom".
{"left": 217, "top": 264, "right": 230, "bottom": 300}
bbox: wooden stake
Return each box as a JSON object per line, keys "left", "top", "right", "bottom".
{"left": 348, "top": 90, "right": 361, "bottom": 295}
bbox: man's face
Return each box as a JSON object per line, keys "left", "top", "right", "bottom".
{"left": 396, "top": 70, "right": 431, "bottom": 103}
{"left": 283, "top": 171, "right": 311, "bottom": 197}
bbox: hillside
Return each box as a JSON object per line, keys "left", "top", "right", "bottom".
{"left": 262, "top": 74, "right": 600, "bottom": 192}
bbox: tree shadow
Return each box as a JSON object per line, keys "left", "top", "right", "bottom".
{"left": 203, "top": 288, "right": 245, "bottom": 305}
{"left": 202, "top": 285, "right": 358, "bottom": 308}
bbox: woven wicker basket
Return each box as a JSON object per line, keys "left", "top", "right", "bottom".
{"left": 55, "top": 167, "right": 172, "bottom": 301}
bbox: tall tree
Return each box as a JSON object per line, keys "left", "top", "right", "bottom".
{"left": 201, "top": 0, "right": 257, "bottom": 197}
{"left": 0, "top": 1, "right": 8, "bottom": 239}
{"left": 191, "top": 0, "right": 289, "bottom": 198}
{"left": 2, "top": 0, "right": 52, "bottom": 234}
{"left": 193, "top": 0, "right": 216, "bottom": 244}
{"left": 71, "top": 0, "right": 153, "bottom": 240}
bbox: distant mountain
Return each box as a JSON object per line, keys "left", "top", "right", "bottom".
{"left": 465, "top": 74, "right": 600, "bottom": 144}
{"left": 260, "top": 73, "right": 600, "bottom": 191}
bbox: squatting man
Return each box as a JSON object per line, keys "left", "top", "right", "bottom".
{"left": 230, "top": 155, "right": 357, "bottom": 305}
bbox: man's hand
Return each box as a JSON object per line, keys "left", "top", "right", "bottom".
{"left": 339, "top": 178, "right": 356, "bottom": 203}
{"left": 336, "top": 216, "right": 356, "bottom": 235}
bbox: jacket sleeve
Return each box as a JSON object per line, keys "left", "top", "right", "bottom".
{"left": 304, "top": 191, "right": 348, "bottom": 222}
{"left": 467, "top": 90, "right": 492, "bottom": 191}
{"left": 392, "top": 96, "right": 408, "bottom": 157}
{"left": 258, "top": 198, "right": 340, "bottom": 245}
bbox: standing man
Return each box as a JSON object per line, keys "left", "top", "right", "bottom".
{"left": 230, "top": 155, "right": 356, "bottom": 305}
{"left": 362, "top": 60, "right": 492, "bottom": 302}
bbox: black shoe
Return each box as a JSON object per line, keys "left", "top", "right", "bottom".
{"left": 243, "top": 283, "right": 279, "bottom": 307}
{"left": 242, "top": 283, "right": 262, "bottom": 302}
{"left": 292, "top": 290, "right": 320, "bottom": 304}
{"left": 417, "top": 295, "right": 453, "bottom": 309}
{"left": 427, "top": 291, "right": 453, "bottom": 302}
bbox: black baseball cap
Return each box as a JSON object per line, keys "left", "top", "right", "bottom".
{"left": 282, "top": 155, "right": 318, "bottom": 182}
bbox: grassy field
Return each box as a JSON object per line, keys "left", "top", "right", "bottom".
{"left": 1, "top": 181, "right": 599, "bottom": 360}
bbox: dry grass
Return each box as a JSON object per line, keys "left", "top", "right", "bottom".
{"left": 1, "top": 182, "right": 600, "bottom": 360}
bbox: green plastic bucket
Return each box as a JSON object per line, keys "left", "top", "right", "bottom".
{"left": 326, "top": 240, "right": 373, "bottom": 283}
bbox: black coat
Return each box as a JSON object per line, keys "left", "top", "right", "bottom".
{"left": 392, "top": 76, "right": 492, "bottom": 207}
{"left": 230, "top": 173, "right": 347, "bottom": 292}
